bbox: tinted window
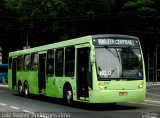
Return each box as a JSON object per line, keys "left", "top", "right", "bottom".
{"left": 65, "top": 47, "right": 75, "bottom": 77}
{"left": 47, "top": 50, "right": 54, "bottom": 76}
{"left": 55, "top": 48, "right": 64, "bottom": 76}
{"left": 17, "top": 56, "right": 23, "bottom": 71}
{"left": 24, "top": 54, "right": 31, "bottom": 71}
{"left": 31, "top": 53, "right": 38, "bottom": 71}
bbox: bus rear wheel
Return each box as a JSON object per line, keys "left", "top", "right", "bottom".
{"left": 24, "top": 82, "right": 29, "bottom": 98}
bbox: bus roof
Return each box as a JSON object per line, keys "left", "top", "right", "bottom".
{"left": 91, "top": 34, "right": 139, "bottom": 40}
{"left": 9, "top": 34, "right": 139, "bottom": 57}
{"left": 9, "top": 35, "right": 92, "bottom": 57}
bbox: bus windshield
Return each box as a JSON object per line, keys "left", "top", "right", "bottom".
{"left": 95, "top": 47, "right": 143, "bottom": 80}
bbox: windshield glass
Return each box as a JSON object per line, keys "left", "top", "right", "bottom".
{"left": 95, "top": 47, "right": 143, "bottom": 80}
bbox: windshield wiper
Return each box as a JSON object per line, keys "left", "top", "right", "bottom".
{"left": 108, "top": 67, "right": 117, "bottom": 77}
{"left": 98, "top": 66, "right": 102, "bottom": 71}
{"left": 97, "top": 66, "right": 104, "bottom": 78}
{"left": 115, "top": 49, "right": 121, "bottom": 63}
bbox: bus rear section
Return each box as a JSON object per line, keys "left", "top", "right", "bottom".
{"left": 78, "top": 35, "right": 146, "bottom": 103}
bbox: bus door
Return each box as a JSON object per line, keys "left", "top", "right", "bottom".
{"left": 77, "top": 47, "right": 90, "bottom": 99}
{"left": 38, "top": 53, "right": 46, "bottom": 94}
{"left": 12, "top": 58, "right": 17, "bottom": 89}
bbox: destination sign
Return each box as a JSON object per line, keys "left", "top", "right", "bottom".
{"left": 93, "top": 38, "right": 139, "bottom": 46}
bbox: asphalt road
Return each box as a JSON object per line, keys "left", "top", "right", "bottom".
{"left": 0, "top": 84, "right": 160, "bottom": 118}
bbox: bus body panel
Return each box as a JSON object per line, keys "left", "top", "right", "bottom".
{"left": 95, "top": 80, "right": 145, "bottom": 90}
{"left": 17, "top": 71, "right": 39, "bottom": 95}
{"left": 89, "top": 89, "right": 145, "bottom": 103}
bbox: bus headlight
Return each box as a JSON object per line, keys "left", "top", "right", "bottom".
{"left": 99, "top": 85, "right": 104, "bottom": 89}
{"left": 99, "top": 82, "right": 105, "bottom": 89}
{"left": 138, "top": 82, "right": 144, "bottom": 89}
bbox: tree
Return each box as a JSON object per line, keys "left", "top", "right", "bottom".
{"left": 4, "top": 0, "right": 116, "bottom": 45}
{"left": 120, "top": 0, "right": 160, "bottom": 70}
{"left": 122, "top": 0, "right": 160, "bottom": 40}
{"left": 123, "top": 0, "right": 156, "bottom": 13}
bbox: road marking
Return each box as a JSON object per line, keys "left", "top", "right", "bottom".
{"left": 146, "top": 92, "right": 160, "bottom": 97}
{"left": 147, "top": 83, "right": 160, "bottom": 86}
{"left": 147, "top": 87, "right": 160, "bottom": 91}
{"left": 9, "top": 106, "right": 20, "bottom": 110}
{"left": 147, "top": 98, "right": 160, "bottom": 101}
{"left": 0, "top": 103, "right": 7, "bottom": 106}
{"left": 145, "top": 99, "right": 160, "bottom": 103}
{"left": 0, "top": 102, "right": 39, "bottom": 117}
{"left": 132, "top": 102, "right": 160, "bottom": 107}
{"left": 146, "top": 86, "right": 160, "bottom": 97}
{"left": 23, "top": 110, "right": 32, "bottom": 113}
{"left": 131, "top": 99, "right": 160, "bottom": 107}
{"left": 23, "top": 110, "right": 35, "bottom": 114}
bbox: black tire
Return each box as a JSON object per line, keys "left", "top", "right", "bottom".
{"left": 18, "top": 83, "right": 23, "bottom": 96}
{"left": 64, "top": 87, "right": 73, "bottom": 106}
{"left": 24, "top": 82, "right": 29, "bottom": 98}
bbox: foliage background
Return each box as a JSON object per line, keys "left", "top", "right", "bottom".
{"left": 0, "top": 0, "right": 160, "bottom": 63}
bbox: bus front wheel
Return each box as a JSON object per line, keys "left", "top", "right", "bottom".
{"left": 64, "top": 87, "right": 73, "bottom": 106}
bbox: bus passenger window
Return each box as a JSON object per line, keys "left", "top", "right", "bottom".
{"left": 24, "top": 55, "right": 31, "bottom": 71}
{"left": 65, "top": 47, "right": 75, "bottom": 77}
{"left": 17, "top": 56, "right": 23, "bottom": 71}
{"left": 47, "top": 50, "right": 54, "bottom": 76}
{"left": 31, "top": 53, "right": 38, "bottom": 71}
{"left": 55, "top": 48, "right": 64, "bottom": 76}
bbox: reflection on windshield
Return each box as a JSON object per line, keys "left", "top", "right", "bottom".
{"left": 95, "top": 47, "right": 142, "bottom": 79}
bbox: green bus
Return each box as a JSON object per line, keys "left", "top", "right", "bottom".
{"left": 8, "top": 34, "right": 146, "bottom": 105}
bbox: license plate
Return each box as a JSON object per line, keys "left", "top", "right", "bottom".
{"left": 119, "top": 92, "right": 128, "bottom": 96}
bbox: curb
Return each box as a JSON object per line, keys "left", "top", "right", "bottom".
{"left": 146, "top": 83, "right": 160, "bottom": 86}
